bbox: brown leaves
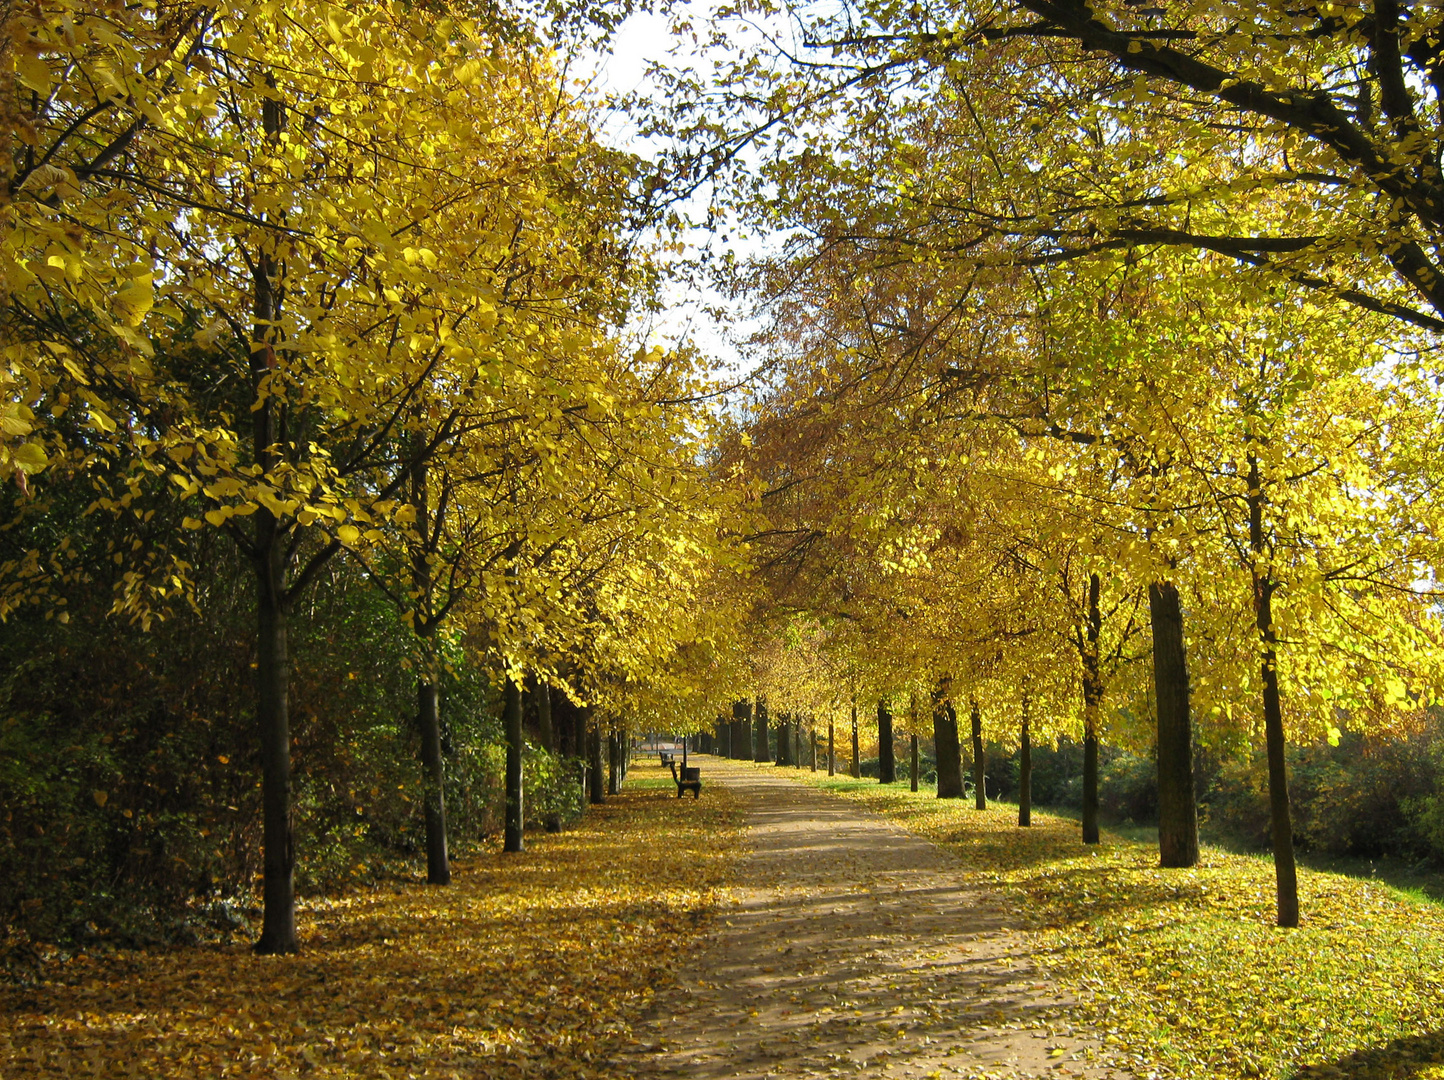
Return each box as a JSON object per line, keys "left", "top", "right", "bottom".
{"left": 0, "top": 765, "right": 743, "bottom": 1079}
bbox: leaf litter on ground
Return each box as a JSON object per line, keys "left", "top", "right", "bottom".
{"left": 0, "top": 761, "right": 743, "bottom": 1079}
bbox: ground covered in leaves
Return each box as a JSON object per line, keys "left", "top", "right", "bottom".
{"left": 0, "top": 761, "right": 742, "bottom": 1079}
{"left": 769, "top": 765, "right": 1444, "bottom": 1080}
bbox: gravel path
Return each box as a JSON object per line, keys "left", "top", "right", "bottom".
{"left": 629, "top": 757, "right": 1130, "bottom": 1079}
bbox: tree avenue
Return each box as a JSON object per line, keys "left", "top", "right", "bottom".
{"left": 8, "top": 5, "right": 1444, "bottom": 1072}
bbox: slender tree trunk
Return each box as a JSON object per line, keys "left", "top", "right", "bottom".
{"left": 877, "top": 699, "right": 895, "bottom": 783}
{"left": 776, "top": 716, "right": 791, "bottom": 765}
{"left": 850, "top": 699, "right": 860, "bottom": 778}
{"left": 535, "top": 681, "right": 560, "bottom": 833}
{"left": 1018, "top": 694, "right": 1032, "bottom": 827}
{"left": 1150, "top": 581, "right": 1200, "bottom": 867}
{"left": 970, "top": 699, "right": 986, "bottom": 810}
{"left": 417, "top": 678, "right": 450, "bottom": 881}
{"left": 828, "top": 721, "right": 835, "bottom": 776}
{"left": 933, "top": 683, "right": 964, "bottom": 798}
{"left": 1250, "top": 453, "right": 1299, "bottom": 927}
{"left": 251, "top": 101, "right": 296, "bottom": 950}
{"left": 254, "top": 555, "right": 296, "bottom": 953}
{"left": 587, "top": 712, "right": 606, "bottom": 804}
{"left": 811, "top": 726, "right": 818, "bottom": 771}
{"left": 754, "top": 697, "right": 770, "bottom": 763}
{"left": 910, "top": 734, "right": 919, "bottom": 793}
{"left": 1082, "top": 572, "right": 1102, "bottom": 845}
{"left": 607, "top": 730, "right": 621, "bottom": 795}
{"left": 534, "top": 677, "right": 555, "bottom": 753}
{"left": 503, "top": 673, "right": 524, "bottom": 852}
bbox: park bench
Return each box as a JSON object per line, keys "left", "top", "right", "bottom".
{"left": 659, "top": 749, "right": 676, "bottom": 767}
{"left": 668, "top": 759, "right": 702, "bottom": 798}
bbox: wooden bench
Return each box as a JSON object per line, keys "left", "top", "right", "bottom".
{"left": 668, "top": 760, "right": 701, "bottom": 798}
{"left": 659, "top": 749, "right": 676, "bottom": 767}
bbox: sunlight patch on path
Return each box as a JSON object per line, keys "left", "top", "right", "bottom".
{"left": 630, "top": 758, "right": 1130, "bottom": 1079}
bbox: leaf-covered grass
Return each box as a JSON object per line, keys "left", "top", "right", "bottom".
{"left": 0, "top": 760, "right": 742, "bottom": 1079}
{"left": 755, "top": 762, "right": 1444, "bottom": 1080}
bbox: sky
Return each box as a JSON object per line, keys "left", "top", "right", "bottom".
{"left": 568, "top": 6, "right": 768, "bottom": 380}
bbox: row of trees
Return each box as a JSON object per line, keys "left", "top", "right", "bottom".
{"left": 659, "top": 0, "right": 1444, "bottom": 929}
{"left": 1, "top": 1, "right": 747, "bottom": 954}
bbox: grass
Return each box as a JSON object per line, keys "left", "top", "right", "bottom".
{"left": 733, "top": 760, "right": 1444, "bottom": 1080}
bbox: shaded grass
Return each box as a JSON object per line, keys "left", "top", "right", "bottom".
{"left": 0, "top": 760, "right": 744, "bottom": 1079}
{"left": 736, "top": 761, "right": 1444, "bottom": 1080}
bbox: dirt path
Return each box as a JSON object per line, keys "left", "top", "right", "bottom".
{"left": 629, "top": 758, "right": 1129, "bottom": 1079}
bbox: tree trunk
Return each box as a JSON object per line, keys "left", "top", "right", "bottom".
{"left": 250, "top": 82, "right": 298, "bottom": 957}
{"left": 811, "top": 726, "right": 818, "bottom": 771}
{"left": 417, "top": 678, "right": 450, "bottom": 881}
{"left": 732, "top": 700, "right": 751, "bottom": 760}
{"left": 754, "top": 697, "right": 770, "bottom": 763}
{"left": 1250, "top": 452, "right": 1299, "bottom": 927}
{"left": 828, "top": 721, "right": 835, "bottom": 776}
{"left": 877, "top": 699, "right": 896, "bottom": 783}
{"left": 1082, "top": 572, "right": 1102, "bottom": 846}
{"left": 587, "top": 712, "right": 606, "bottom": 804}
{"left": 970, "top": 699, "right": 986, "bottom": 810}
{"left": 1150, "top": 580, "right": 1200, "bottom": 867}
{"left": 253, "top": 556, "right": 296, "bottom": 954}
{"left": 910, "top": 733, "right": 919, "bottom": 793}
{"left": 503, "top": 673, "right": 524, "bottom": 853}
{"left": 535, "top": 681, "right": 560, "bottom": 833}
{"left": 534, "top": 677, "right": 555, "bottom": 754}
{"left": 607, "top": 731, "right": 621, "bottom": 795}
{"left": 850, "top": 699, "right": 860, "bottom": 779}
{"left": 1018, "top": 694, "right": 1032, "bottom": 828}
{"left": 776, "top": 716, "right": 791, "bottom": 765}
{"left": 933, "top": 684, "right": 963, "bottom": 798}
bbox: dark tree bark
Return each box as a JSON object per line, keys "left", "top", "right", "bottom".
{"left": 503, "top": 673, "right": 524, "bottom": 853}
{"left": 253, "top": 562, "right": 296, "bottom": 953}
{"left": 754, "top": 697, "right": 770, "bottom": 763}
{"left": 533, "top": 677, "right": 555, "bottom": 754}
{"left": 1018, "top": 694, "right": 1032, "bottom": 828}
{"left": 933, "top": 684, "right": 964, "bottom": 798}
{"left": 877, "top": 698, "right": 896, "bottom": 783}
{"left": 1082, "top": 572, "right": 1103, "bottom": 846}
{"left": 910, "top": 733, "right": 919, "bottom": 793}
{"left": 970, "top": 699, "right": 986, "bottom": 810}
{"left": 828, "top": 720, "right": 835, "bottom": 776}
{"left": 811, "top": 725, "right": 818, "bottom": 771}
{"left": 251, "top": 100, "right": 298, "bottom": 952}
{"left": 1250, "top": 452, "right": 1299, "bottom": 927}
{"left": 607, "top": 731, "right": 621, "bottom": 795}
{"left": 417, "top": 679, "right": 450, "bottom": 881}
{"left": 732, "top": 700, "right": 751, "bottom": 760}
{"left": 533, "top": 680, "right": 561, "bottom": 833}
{"left": 776, "top": 714, "right": 792, "bottom": 765}
{"left": 850, "top": 699, "right": 861, "bottom": 778}
{"left": 1150, "top": 581, "right": 1200, "bottom": 867}
{"left": 587, "top": 712, "right": 606, "bottom": 804}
